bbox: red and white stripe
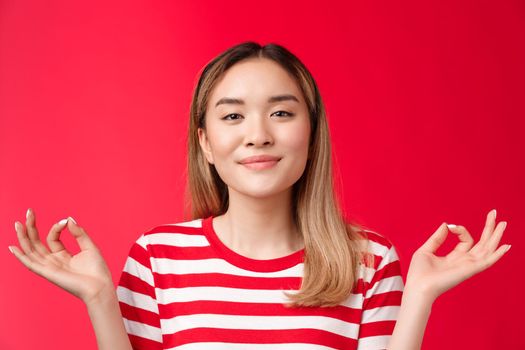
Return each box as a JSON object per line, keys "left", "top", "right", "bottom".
{"left": 117, "top": 218, "right": 403, "bottom": 350}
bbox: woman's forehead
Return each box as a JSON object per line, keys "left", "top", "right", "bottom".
{"left": 208, "top": 58, "right": 303, "bottom": 107}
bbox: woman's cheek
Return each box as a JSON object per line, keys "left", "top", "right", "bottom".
{"left": 209, "top": 128, "right": 237, "bottom": 158}
{"left": 282, "top": 123, "right": 310, "bottom": 157}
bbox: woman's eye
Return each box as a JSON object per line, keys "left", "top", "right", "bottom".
{"left": 222, "top": 113, "right": 242, "bottom": 120}
{"left": 222, "top": 111, "right": 294, "bottom": 120}
{"left": 272, "top": 111, "right": 294, "bottom": 117}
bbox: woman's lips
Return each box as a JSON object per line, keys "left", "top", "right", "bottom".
{"left": 241, "top": 159, "right": 279, "bottom": 170}
{"left": 239, "top": 155, "right": 281, "bottom": 164}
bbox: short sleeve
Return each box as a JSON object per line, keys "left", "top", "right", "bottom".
{"left": 117, "top": 234, "right": 163, "bottom": 349}
{"left": 357, "top": 240, "right": 404, "bottom": 349}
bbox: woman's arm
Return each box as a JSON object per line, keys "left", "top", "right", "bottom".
{"left": 387, "top": 209, "right": 510, "bottom": 350}
{"left": 85, "top": 286, "right": 133, "bottom": 350}
{"left": 9, "top": 208, "right": 132, "bottom": 350}
{"left": 387, "top": 286, "right": 432, "bottom": 350}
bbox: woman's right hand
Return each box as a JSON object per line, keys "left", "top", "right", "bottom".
{"left": 9, "top": 208, "right": 114, "bottom": 306}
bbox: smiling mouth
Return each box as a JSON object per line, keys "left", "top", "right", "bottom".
{"left": 240, "top": 159, "right": 280, "bottom": 170}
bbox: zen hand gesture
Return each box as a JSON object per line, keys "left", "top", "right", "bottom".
{"left": 406, "top": 209, "right": 511, "bottom": 302}
{"left": 9, "top": 208, "right": 114, "bottom": 305}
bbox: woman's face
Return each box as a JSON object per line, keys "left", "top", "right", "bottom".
{"left": 198, "top": 57, "right": 311, "bottom": 199}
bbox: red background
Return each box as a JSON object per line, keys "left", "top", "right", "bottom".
{"left": 1, "top": 0, "right": 523, "bottom": 348}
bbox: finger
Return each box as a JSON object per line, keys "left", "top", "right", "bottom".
{"left": 9, "top": 245, "right": 45, "bottom": 275}
{"left": 46, "top": 218, "right": 72, "bottom": 255}
{"left": 435, "top": 242, "right": 511, "bottom": 293}
{"left": 447, "top": 224, "right": 474, "bottom": 254}
{"left": 14, "top": 221, "right": 45, "bottom": 261}
{"left": 486, "top": 221, "right": 507, "bottom": 252}
{"left": 481, "top": 244, "right": 511, "bottom": 271}
{"left": 479, "top": 209, "right": 497, "bottom": 245}
{"left": 418, "top": 222, "right": 449, "bottom": 254}
{"left": 24, "top": 208, "right": 51, "bottom": 256}
{"left": 470, "top": 219, "right": 506, "bottom": 256}
{"left": 66, "top": 217, "right": 97, "bottom": 251}
{"left": 10, "top": 245, "right": 82, "bottom": 296}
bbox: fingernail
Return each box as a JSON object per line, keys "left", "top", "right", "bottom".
{"left": 14, "top": 221, "right": 19, "bottom": 231}
{"left": 447, "top": 224, "right": 457, "bottom": 229}
{"left": 58, "top": 218, "right": 68, "bottom": 226}
{"left": 502, "top": 221, "right": 507, "bottom": 230}
{"left": 8, "top": 246, "right": 13, "bottom": 254}
{"left": 68, "top": 216, "right": 77, "bottom": 224}
{"left": 26, "top": 208, "right": 31, "bottom": 219}
{"left": 492, "top": 209, "right": 497, "bottom": 219}
{"left": 505, "top": 245, "right": 511, "bottom": 253}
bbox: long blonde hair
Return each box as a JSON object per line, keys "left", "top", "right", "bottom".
{"left": 184, "top": 41, "right": 369, "bottom": 307}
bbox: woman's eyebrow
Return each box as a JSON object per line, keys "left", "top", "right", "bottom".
{"left": 215, "top": 94, "right": 299, "bottom": 108}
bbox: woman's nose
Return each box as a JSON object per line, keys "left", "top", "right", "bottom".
{"left": 244, "top": 116, "right": 274, "bottom": 147}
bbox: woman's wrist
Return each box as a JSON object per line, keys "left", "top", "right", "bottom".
{"left": 403, "top": 278, "right": 438, "bottom": 305}
{"left": 84, "top": 282, "right": 118, "bottom": 309}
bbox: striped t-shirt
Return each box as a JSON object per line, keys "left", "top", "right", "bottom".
{"left": 117, "top": 216, "right": 404, "bottom": 350}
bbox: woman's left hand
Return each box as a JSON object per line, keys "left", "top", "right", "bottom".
{"left": 405, "top": 209, "right": 510, "bottom": 303}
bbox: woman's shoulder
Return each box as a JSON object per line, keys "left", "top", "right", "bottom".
{"left": 132, "top": 217, "right": 208, "bottom": 245}
{"left": 356, "top": 227, "right": 396, "bottom": 249}
{"left": 349, "top": 223, "right": 399, "bottom": 265}
{"left": 349, "top": 225, "right": 402, "bottom": 284}
{"left": 145, "top": 217, "right": 205, "bottom": 233}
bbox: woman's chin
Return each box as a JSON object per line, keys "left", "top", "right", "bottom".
{"left": 228, "top": 185, "right": 292, "bottom": 200}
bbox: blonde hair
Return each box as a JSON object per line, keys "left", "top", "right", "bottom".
{"left": 183, "top": 41, "right": 370, "bottom": 307}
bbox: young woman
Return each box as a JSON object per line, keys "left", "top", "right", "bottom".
{"left": 9, "top": 41, "right": 510, "bottom": 350}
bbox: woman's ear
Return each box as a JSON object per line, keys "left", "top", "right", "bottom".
{"left": 197, "top": 127, "right": 214, "bottom": 164}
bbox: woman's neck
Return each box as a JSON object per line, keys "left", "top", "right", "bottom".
{"left": 213, "top": 187, "right": 304, "bottom": 259}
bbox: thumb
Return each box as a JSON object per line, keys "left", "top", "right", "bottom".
{"left": 418, "top": 222, "right": 449, "bottom": 254}
{"left": 66, "top": 217, "right": 97, "bottom": 251}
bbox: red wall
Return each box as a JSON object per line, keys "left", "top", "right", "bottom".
{"left": 1, "top": 1, "right": 523, "bottom": 348}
